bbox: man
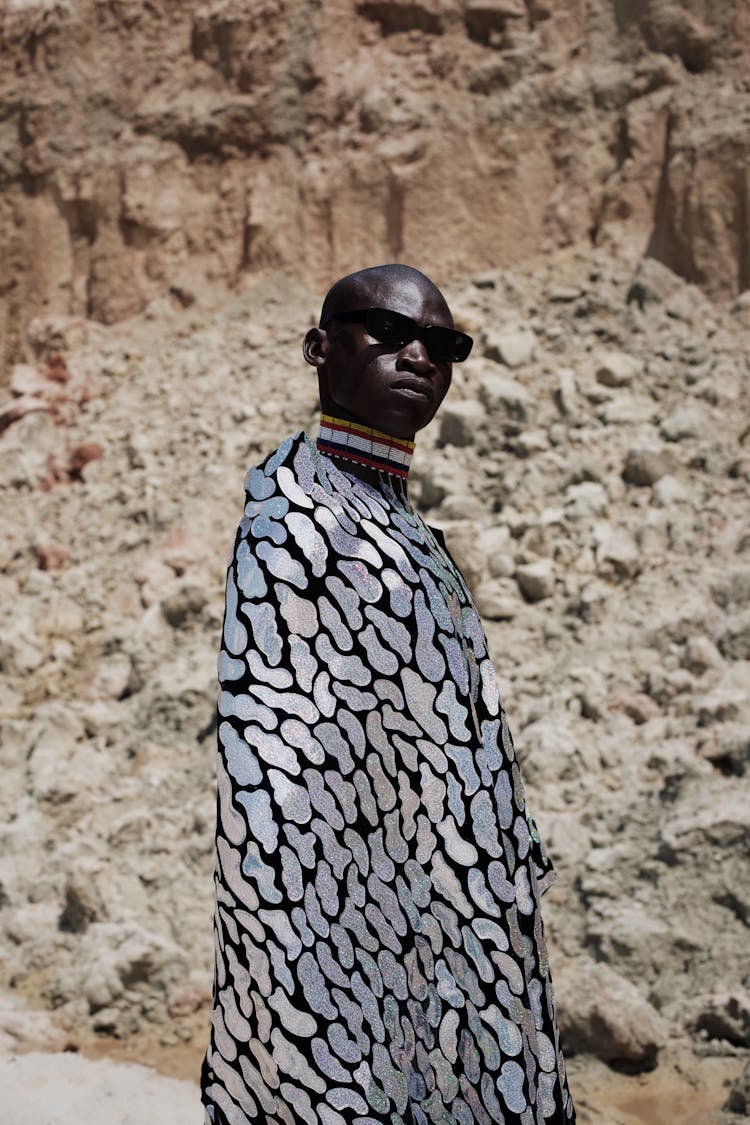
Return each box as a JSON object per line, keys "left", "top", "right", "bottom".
{"left": 202, "top": 265, "right": 576, "bottom": 1124}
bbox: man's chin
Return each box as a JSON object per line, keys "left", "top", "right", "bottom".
{"left": 371, "top": 400, "right": 436, "bottom": 441}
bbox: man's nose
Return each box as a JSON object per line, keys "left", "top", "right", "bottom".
{"left": 399, "top": 336, "right": 435, "bottom": 371}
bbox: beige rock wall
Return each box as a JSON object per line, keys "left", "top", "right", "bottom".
{"left": 1, "top": 0, "right": 748, "bottom": 374}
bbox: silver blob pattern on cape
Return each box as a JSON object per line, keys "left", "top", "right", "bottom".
{"left": 202, "top": 431, "right": 576, "bottom": 1124}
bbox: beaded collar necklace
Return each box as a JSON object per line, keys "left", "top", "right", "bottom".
{"left": 316, "top": 413, "right": 414, "bottom": 479}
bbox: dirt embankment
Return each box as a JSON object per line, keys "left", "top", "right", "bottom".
{"left": 1, "top": 0, "right": 749, "bottom": 373}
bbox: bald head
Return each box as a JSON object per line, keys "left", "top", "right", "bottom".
{"left": 319, "top": 264, "right": 453, "bottom": 329}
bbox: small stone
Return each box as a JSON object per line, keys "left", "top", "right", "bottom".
{"left": 9, "top": 364, "right": 50, "bottom": 397}
{"left": 478, "top": 526, "right": 515, "bottom": 578}
{"left": 474, "top": 580, "right": 520, "bottom": 620}
{"left": 652, "top": 474, "right": 690, "bottom": 506}
{"left": 482, "top": 325, "right": 536, "bottom": 368}
{"left": 0, "top": 395, "right": 52, "bottom": 435}
{"left": 515, "top": 559, "right": 555, "bottom": 602}
{"left": 611, "top": 692, "right": 660, "bottom": 724}
{"left": 477, "top": 373, "right": 529, "bottom": 419}
{"left": 166, "top": 981, "right": 211, "bottom": 1019}
{"left": 660, "top": 787, "right": 750, "bottom": 859}
{"left": 471, "top": 270, "right": 497, "bottom": 289}
{"left": 45, "top": 353, "right": 70, "bottom": 384}
{"left": 698, "top": 723, "right": 750, "bottom": 777}
{"left": 595, "top": 350, "right": 641, "bottom": 387}
{"left": 35, "top": 544, "right": 71, "bottom": 571}
{"left": 415, "top": 472, "right": 447, "bottom": 509}
{"left": 641, "top": 2, "right": 713, "bottom": 74}
{"left": 599, "top": 395, "right": 656, "bottom": 425}
{"left": 717, "top": 611, "right": 750, "bottom": 661}
{"left": 27, "top": 710, "right": 88, "bottom": 804}
{"left": 711, "top": 568, "right": 750, "bottom": 609}
{"left": 565, "top": 481, "right": 608, "bottom": 520}
{"left": 69, "top": 442, "right": 103, "bottom": 480}
{"left": 593, "top": 522, "right": 640, "bottom": 579}
{"left": 92, "top": 654, "right": 134, "bottom": 701}
{"left": 622, "top": 446, "right": 676, "bottom": 486}
{"left": 554, "top": 368, "right": 577, "bottom": 416}
{"left": 513, "top": 429, "right": 548, "bottom": 457}
{"left": 59, "top": 874, "right": 104, "bottom": 934}
{"left": 694, "top": 991, "right": 750, "bottom": 1047}
{"left": 627, "top": 256, "right": 683, "bottom": 309}
{"left": 160, "top": 584, "right": 209, "bottom": 628}
{"left": 441, "top": 524, "right": 485, "bottom": 588}
{"left": 547, "top": 285, "right": 582, "bottom": 303}
{"left": 0, "top": 994, "right": 70, "bottom": 1054}
{"left": 660, "top": 402, "right": 706, "bottom": 441}
{"left": 437, "top": 492, "right": 485, "bottom": 520}
{"left": 438, "top": 399, "right": 485, "bottom": 447}
{"left": 487, "top": 553, "right": 515, "bottom": 579}
{"left": 725, "top": 1058, "right": 750, "bottom": 1115}
{"left": 478, "top": 524, "right": 511, "bottom": 555}
{"left": 682, "top": 635, "right": 723, "bottom": 675}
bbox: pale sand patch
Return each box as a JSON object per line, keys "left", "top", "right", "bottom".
{"left": 0, "top": 1051, "right": 202, "bottom": 1125}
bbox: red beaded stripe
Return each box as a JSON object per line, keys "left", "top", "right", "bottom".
{"left": 317, "top": 440, "right": 410, "bottom": 479}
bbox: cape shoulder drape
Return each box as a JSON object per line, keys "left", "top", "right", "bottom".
{"left": 202, "top": 431, "right": 575, "bottom": 1125}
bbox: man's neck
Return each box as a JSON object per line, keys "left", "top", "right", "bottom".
{"left": 316, "top": 414, "right": 415, "bottom": 484}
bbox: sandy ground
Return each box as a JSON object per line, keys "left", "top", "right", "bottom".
{"left": 1, "top": 1038, "right": 741, "bottom": 1125}
{"left": 0, "top": 1051, "right": 202, "bottom": 1125}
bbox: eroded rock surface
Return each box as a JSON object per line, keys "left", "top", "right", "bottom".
{"left": 1, "top": 0, "right": 749, "bottom": 373}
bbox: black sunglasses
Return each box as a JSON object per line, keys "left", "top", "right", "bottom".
{"left": 322, "top": 307, "right": 473, "bottom": 363}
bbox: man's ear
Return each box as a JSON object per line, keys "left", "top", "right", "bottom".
{"left": 303, "top": 327, "right": 329, "bottom": 369}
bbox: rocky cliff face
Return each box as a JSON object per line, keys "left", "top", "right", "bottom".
{"left": 1, "top": 2, "right": 750, "bottom": 1118}
{"left": 1, "top": 0, "right": 749, "bottom": 373}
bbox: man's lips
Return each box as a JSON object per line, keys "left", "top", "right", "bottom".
{"left": 390, "top": 376, "right": 434, "bottom": 401}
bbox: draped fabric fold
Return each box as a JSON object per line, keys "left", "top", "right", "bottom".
{"left": 202, "top": 431, "right": 575, "bottom": 1124}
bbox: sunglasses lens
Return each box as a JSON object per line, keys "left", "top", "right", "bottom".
{"left": 361, "top": 309, "right": 474, "bottom": 363}
{"left": 451, "top": 332, "right": 473, "bottom": 362}
{"left": 426, "top": 328, "right": 473, "bottom": 363}
{"left": 365, "top": 309, "right": 412, "bottom": 347}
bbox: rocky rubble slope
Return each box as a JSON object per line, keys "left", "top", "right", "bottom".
{"left": 0, "top": 245, "right": 749, "bottom": 1118}
{"left": 2, "top": 0, "right": 749, "bottom": 374}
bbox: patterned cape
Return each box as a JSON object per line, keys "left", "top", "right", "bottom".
{"left": 202, "top": 432, "right": 575, "bottom": 1124}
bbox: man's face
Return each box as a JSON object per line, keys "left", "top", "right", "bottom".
{"left": 312, "top": 276, "right": 454, "bottom": 441}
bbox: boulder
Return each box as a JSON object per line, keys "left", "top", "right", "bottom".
{"left": 554, "top": 957, "right": 667, "bottom": 1069}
